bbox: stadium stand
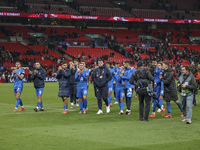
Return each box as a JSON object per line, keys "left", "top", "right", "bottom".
{"left": 25, "top": 0, "right": 61, "bottom": 5}
{"left": 37, "top": 26, "right": 90, "bottom": 42}
{"left": 76, "top": 0, "right": 114, "bottom": 7}
{"left": 0, "top": 42, "right": 70, "bottom": 71}
{"left": 0, "top": 31, "right": 6, "bottom": 38}
{"left": 30, "top": 5, "right": 80, "bottom": 14}
{"left": 131, "top": 9, "right": 176, "bottom": 19}
{"left": 65, "top": 47, "right": 130, "bottom": 64}
{"left": 172, "top": 11, "right": 200, "bottom": 19}
{"left": 84, "top": 28, "right": 139, "bottom": 43}
{"left": 0, "top": 7, "right": 18, "bottom": 12}
{"left": 80, "top": 7, "right": 133, "bottom": 17}
{"left": 4, "top": 26, "right": 35, "bottom": 38}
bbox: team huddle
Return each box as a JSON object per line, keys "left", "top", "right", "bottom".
{"left": 11, "top": 59, "right": 197, "bottom": 123}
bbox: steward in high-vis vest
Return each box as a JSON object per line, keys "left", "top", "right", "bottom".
{"left": 177, "top": 66, "right": 197, "bottom": 124}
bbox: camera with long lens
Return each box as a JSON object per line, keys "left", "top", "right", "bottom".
{"left": 148, "top": 63, "right": 156, "bottom": 76}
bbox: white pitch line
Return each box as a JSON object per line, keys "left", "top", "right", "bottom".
{"left": 0, "top": 111, "right": 65, "bottom": 116}
{"left": 0, "top": 103, "right": 76, "bottom": 116}
{"left": 0, "top": 103, "right": 73, "bottom": 110}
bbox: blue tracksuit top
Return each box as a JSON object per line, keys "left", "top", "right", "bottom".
{"left": 114, "top": 70, "right": 125, "bottom": 89}
{"left": 154, "top": 67, "right": 164, "bottom": 96}
{"left": 13, "top": 68, "right": 25, "bottom": 89}
{"left": 108, "top": 68, "right": 115, "bottom": 87}
{"left": 121, "top": 67, "right": 136, "bottom": 89}
{"left": 75, "top": 70, "right": 89, "bottom": 88}
{"left": 113, "top": 66, "right": 120, "bottom": 81}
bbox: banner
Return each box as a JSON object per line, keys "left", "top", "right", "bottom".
{"left": 9, "top": 77, "right": 28, "bottom": 83}
{"left": 11, "top": 67, "right": 29, "bottom": 70}
{"left": 8, "top": 76, "right": 58, "bottom": 83}
{"left": 10, "top": 36, "right": 23, "bottom": 42}
{"left": 0, "top": 12, "right": 200, "bottom": 24}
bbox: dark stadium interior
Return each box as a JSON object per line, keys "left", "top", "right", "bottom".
{"left": 0, "top": 0, "right": 200, "bottom": 81}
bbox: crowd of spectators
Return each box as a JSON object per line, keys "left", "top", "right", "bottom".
{"left": 0, "top": 46, "right": 20, "bottom": 64}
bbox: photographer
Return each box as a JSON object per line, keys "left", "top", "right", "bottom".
{"left": 177, "top": 66, "right": 197, "bottom": 124}
{"left": 129, "top": 61, "right": 154, "bottom": 121}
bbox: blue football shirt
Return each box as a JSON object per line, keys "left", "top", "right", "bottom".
{"left": 13, "top": 68, "right": 25, "bottom": 89}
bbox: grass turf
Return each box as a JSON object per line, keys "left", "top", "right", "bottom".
{"left": 0, "top": 82, "right": 200, "bottom": 150}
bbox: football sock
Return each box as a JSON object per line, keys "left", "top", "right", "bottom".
{"left": 19, "top": 98, "right": 23, "bottom": 107}
{"left": 157, "top": 99, "right": 162, "bottom": 109}
{"left": 177, "top": 101, "right": 183, "bottom": 112}
{"left": 79, "top": 101, "right": 83, "bottom": 111}
{"left": 120, "top": 101, "right": 124, "bottom": 111}
{"left": 83, "top": 100, "right": 87, "bottom": 109}
{"left": 118, "top": 101, "right": 121, "bottom": 109}
{"left": 15, "top": 98, "right": 20, "bottom": 109}
{"left": 159, "top": 98, "right": 163, "bottom": 107}
{"left": 63, "top": 104, "right": 68, "bottom": 110}
{"left": 36, "top": 101, "right": 41, "bottom": 109}
{"left": 127, "top": 97, "right": 131, "bottom": 110}
{"left": 167, "top": 103, "right": 171, "bottom": 115}
{"left": 40, "top": 104, "right": 43, "bottom": 109}
{"left": 108, "top": 96, "right": 111, "bottom": 104}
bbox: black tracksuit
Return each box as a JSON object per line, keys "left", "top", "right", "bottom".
{"left": 92, "top": 64, "right": 112, "bottom": 110}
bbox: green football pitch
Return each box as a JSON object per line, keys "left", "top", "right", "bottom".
{"left": 0, "top": 82, "right": 200, "bottom": 150}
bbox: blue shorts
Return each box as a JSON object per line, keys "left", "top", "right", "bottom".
{"left": 13, "top": 87, "right": 22, "bottom": 94}
{"left": 77, "top": 87, "right": 87, "bottom": 98}
{"left": 35, "top": 88, "right": 43, "bottom": 97}
{"left": 113, "top": 84, "right": 115, "bottom": 90}
{"left": 115, "top": 87, "right": 125, "bottom": 100}
{"left": 126, "top": 88, "right": 133, "bottom": 98}
{"left": 108, "top": 84, "right": 113, "bottom": 93}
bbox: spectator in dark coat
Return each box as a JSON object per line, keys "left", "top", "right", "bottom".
{"left": 46, "top": 49, "right": 49, "bottom": 54}
{"left": 43, "top": 48, "right": 45, "bottom": 54}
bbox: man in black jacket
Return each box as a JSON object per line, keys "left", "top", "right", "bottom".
{"left": 69, "top": 61, "right": 77, "bottom": 108}
{"left": 129, "top": 61, "right": 154, "bottom": 121}
{"left": 31, "top": 62, "right": 46, "bottom": 112}
{"left": 159, "top": 61, "right": 183, "bottom": 118}
{"left": 92, "top": 59, "right": 112, "bottom": 114}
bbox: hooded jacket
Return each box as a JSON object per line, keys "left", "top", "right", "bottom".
{"left": 31, "top": 67, "right": 46, "bottom": 88}
{"left": 92, "top": 64, "right": 112, "bottom": 88}
{"left": 161, "top": 67, "right": 178, "bottom": 101}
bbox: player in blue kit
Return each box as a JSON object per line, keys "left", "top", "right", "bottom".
{"left": 82, "top": 61, "right": 90, "bottom": 109}
{"left": 31, "top": 62, "right": 46, "bottom": 112}
{"left": 115, "top": 66, "right": 125, "bottom": 114}
{"left": 120, "top": 61, "right": 136, "bottom": 115}
{"left": 56, "top": 62, "right": 71, "bottom": 114}
{"left": 149, "top": 61, "right": 166, "bottom": 117}
{"left": 75, "top": 62, "right": 89, "bottom": 114}
{"left": 106, "top": 62, "right": 114, "bottom": 107}
{"left": 11, "top": 61, "right": 25, "bottom": 112}
{"left": 113, "top": 62, "right": 121, "bottom": 104}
